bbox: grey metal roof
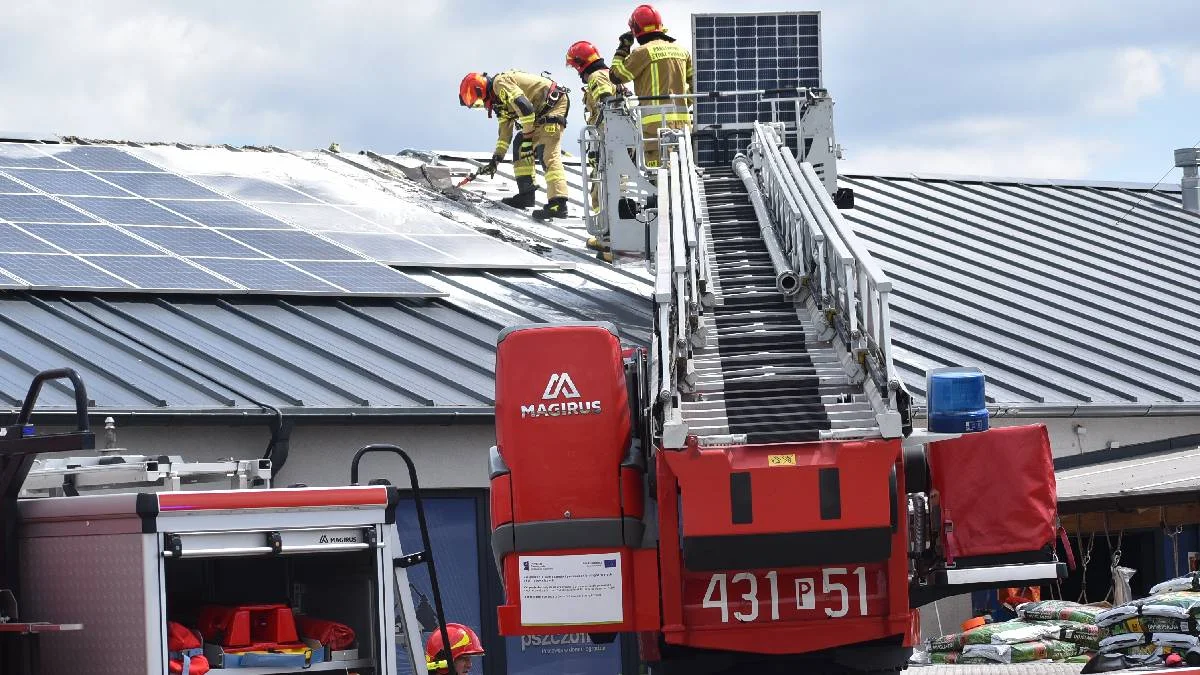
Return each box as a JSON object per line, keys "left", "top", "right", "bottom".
{"left": 1056, "top": 445, "right": 1200, "bottom": 510}
{"left": 0, "top": 267, "right": 650, "bottom": 419}
{"left": 4, "top": 135, "right": 1200, "bottom": 421}
{"left": 838, "top": 173, "right": 1200, "bottom": 413}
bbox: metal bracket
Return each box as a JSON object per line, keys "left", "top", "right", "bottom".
{"left": 267, "top": 531, "right": 283, "bottom": 555}
{"left": 396, "top": 550, "right": 429, "bottom": 569}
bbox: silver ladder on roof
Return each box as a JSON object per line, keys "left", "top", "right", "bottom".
{"left": 581, "top": 88, "right": 909, "bottom": 449}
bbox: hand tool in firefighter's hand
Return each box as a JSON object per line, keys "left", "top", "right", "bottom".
{"left": 456, "top": 172, "right": 478, "bottom": 188}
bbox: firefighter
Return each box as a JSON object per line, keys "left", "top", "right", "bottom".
{"left": 459, "top": 70, "right": 572, "bottom": 221}
{"left": 610, "top": 4, "right": 695, "bottom": 169}
{"left": 425, "top": 623, "right": 485, "bottom": 674}
{"left": 566, "top": 40, "right": 619, "bottom": 260}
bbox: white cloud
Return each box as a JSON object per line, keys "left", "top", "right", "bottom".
{"left": 1175, "top": 50, "right": 1200, "bottom": 92}
{"left": 841, "top": 135, "right": 1123, "bottom": 179}
{"left": 1082, "top": 48, "right": 1167, "bottom": 115}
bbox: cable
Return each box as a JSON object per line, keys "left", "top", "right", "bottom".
{"left": 1107, "top": 137, "right": 1200, "bottom": 231}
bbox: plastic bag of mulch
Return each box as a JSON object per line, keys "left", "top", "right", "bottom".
{"left": 1017, "top": 599, "right": 1109, "bottom": 625}
{"left": 1104, "top": 614, "right": 1193, "bottom": 637}
{"left": 926, "top": 650, "right": 995, "bottom": 665}
{"left": 1058, "top": 621, "right": 1103, "bottom": 649}
{"left": 1135, "top": 592, "right": 1200, "bottom": 620}
{"left": 1152, "top": 572, "right": 1200, "bottom": 595}
{"left": 962, "top": 639, "right": 1082, "bottom": 664}
{"left": 926, "top": 618, "right": 1059, "bottom": 651}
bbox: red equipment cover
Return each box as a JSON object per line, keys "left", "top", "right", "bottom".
{"left": 296, "top": 616, "right": 355, "bottom": 651}
{"left": 493, "top": 323, "right": 633, "bottom": 527}
{"left": 196, "top": 603, "right": 306, "bottom": 652}
{"left": 927, "top": 424, "right": 1056, "bottom": 560}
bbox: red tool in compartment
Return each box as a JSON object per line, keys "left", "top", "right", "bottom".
{"left": 196, "top": 604, "right": 308, "bottom": 653}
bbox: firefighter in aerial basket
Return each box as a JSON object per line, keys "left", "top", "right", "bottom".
{"left": 425, "top": 623, "right": 486, "bottom": 674}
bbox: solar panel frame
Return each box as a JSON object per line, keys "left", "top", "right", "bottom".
{"left": 691, "top": 11, "right": 822, "bottom": 167}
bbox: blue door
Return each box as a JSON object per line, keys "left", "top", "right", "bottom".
{"left": 393, "top": 492, "right": 630, "bottom": 675}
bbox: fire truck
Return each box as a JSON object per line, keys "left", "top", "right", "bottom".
{"left": 0, "top": 370, "right": 460, "bottom": 675}
{"left": 485, "top": 87, "right": 1070, "bottom": 673}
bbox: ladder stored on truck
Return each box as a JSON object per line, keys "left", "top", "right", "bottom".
{"left": 484, "top": 85, "right": 1068, "bottom": 674}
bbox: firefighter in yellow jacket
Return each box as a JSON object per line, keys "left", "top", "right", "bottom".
{"left": 610, "top": 4, "right": 694, "bottom": 169}
{"left": 566, "top": 40, "right": 619, "bottom": 260}
{"left": 459, "top": 70, "right": 571, "bottom": 220}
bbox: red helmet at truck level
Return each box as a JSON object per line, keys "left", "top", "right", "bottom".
{"left": 566, "top": 41, "right": 602, "bottom": 73}
{"left": 426, "top": 623, "right": 485, "bottom": 674}
{"left": 628, "top": 4, "right": 666, "bottom": 37}
{"left": 458, "top": 72, "right": 489, "bottom": 109}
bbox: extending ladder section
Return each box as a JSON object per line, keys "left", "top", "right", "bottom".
{"left": 652, "top": 119, "right": 908, "bottom": 450}
{"left": 684, "top": 165, "right": 882, "bottom": 445}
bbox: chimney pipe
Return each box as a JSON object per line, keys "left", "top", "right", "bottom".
{"left": 1176, "top": 147, "right": 1200, "bottom": 214}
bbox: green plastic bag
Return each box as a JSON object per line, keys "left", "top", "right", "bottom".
{"left": 1017, "top": 599, "right": 1108, "bottom": 625}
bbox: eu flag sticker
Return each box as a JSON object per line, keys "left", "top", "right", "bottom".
{"left": 604, "top": 559, "right": 617, "bottom": 568}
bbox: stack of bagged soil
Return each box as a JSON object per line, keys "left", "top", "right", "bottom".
{"left": 913, "top": 600, "right": 1107, "bottom": 665}
{"left": 1093, "top": 573, "right": 1200, "bottom": 660}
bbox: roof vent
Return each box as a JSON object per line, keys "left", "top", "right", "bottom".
{"left": 1176, "top": 147, "right": 1200, "bottom": 214}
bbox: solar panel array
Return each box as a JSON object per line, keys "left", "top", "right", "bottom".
{"left": 128, "top": 146, "right": 556, "bottom": 272}
{"left": 692, "top": 11, "right": 822, "bottom": 167}
{"left": 0, "top": 141, "right": 555, "bottom": 296}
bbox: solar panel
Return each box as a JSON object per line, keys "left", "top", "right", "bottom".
{"left": 323, "top": 232, "right": 459, "bottom": 265}
{"left": 18, "top": 223, "right": 160, "bottom": 255}
{"left": 4, "top": 169, "right": 130, "bottom": 197}
{"left": 254, "top": 203, "right": 385, "bottom": 233}
{"left": 154, "top": 199, "right": 292, "bottom": 229}
{"left": 124, "top": 226, "right": 261, "bottom": 258}
{"left": 0, "top": 224, "right": 58, "bottom": 253}
{"left": 0, "top": 145, "right": 69, "bottom": 169}
{"left": 0, "top": 194, "right": 95, "bottom": 223}
{"left": 41, "top": 145, "right": 165, "bottom": 172}
{"left": 288, "top": 261, "right": 443, "bottom": 296}
{"left": 193, "top": 258, "right": 340, "bottom": 293}
{"left": 193, "top": 175, "right": 318, "bottom": 203}
{"left": 222, "top": 229, "right": 359, "bottom": 260}
{"left": 86, "top": 255, "right": 238, "bottom": 291}
{"left": 692, "top": 11, "right": 821, "bottom": 166}
{"left": 0, "top": 175, "right": 34, "bottom": 193}
{"left": 0, "top": 253, "right": 130, "bottom": 288}
{"left": 62, "top": 197, "right": 194, "bottom": 226}
{"left": 100, "top": 172, "right": 224, "bottom": 199}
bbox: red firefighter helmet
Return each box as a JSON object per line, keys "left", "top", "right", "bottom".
{"left": 566, "top": 41, "right": 602, "bottom": 73}
{"left": 628, "top": 4, "right": 666, "bottom": 37}
{"left": 425, "top": 623, "right": 485, "bottom": 674}
{"left": 458, "top": 72, "right": 490, "bottom": 110}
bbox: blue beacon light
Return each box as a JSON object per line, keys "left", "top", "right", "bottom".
{"left": 926, "top": 367, "right": 989, "bottom": 434}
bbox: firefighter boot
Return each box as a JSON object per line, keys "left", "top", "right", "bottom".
{"left": 532, "top": 197, "right": 569, "bottom": 221}
{"left": 501, "top": 177, "right": 536, "bottom": 209}
{"left": 586, "top": 235, "right": 609, "bottom": 252}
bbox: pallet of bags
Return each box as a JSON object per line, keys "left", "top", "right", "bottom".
{"left": 1016, "top": 599, "right": 1110, "bottom": 625}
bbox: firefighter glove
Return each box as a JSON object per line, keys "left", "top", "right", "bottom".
{"left": 616, "top": 31, "right": 634, "bottom": 58}
{"left": 479, "top": 156, "right": 500, "bottom": 178}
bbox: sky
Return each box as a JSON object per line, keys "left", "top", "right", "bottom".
{"left": 1, "top": 0, "right": 1197, "bottom": 184}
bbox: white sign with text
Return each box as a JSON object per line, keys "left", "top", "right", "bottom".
{"left": 519, "top": 553, "right": 624, "bottom": 626}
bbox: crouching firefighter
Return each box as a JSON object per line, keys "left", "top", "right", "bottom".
{"left": 566, "top": 40, "right": 619, "bottom": 261}
{"left": 459, "top": 70, "right": 572, "bottom": 220}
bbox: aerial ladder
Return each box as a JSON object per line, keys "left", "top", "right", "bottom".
{"left": 488, "top": 85, "right": 1068, "bottom": 674}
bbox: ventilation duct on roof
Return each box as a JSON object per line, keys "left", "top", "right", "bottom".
{"left": 1177, "top": 147, "right": 1200, "bottom": 214}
